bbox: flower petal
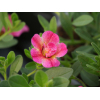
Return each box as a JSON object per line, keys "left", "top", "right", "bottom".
{"left": 42, "top": 31, "right": 59, "bottom": 45}
{"left": 10, "top": 25, "right": 29, "bottom": 37}
{"left": 42, "top": 58, "right": 60, "bottom": 68}
{"left": 31, "top": 48, "right": 44, "bottom": 64}
{"left": 31, "top": 34, "right": 43, "bottom": 50}
{"left": 55, "top": 43, "right": 68, "bottom": 57}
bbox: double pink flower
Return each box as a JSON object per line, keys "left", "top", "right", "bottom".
{"left": 31, "top": 31, "right": 68, "bottom": 68}
{"left": 1, "top": 15, "right": 29, "bottom": 37}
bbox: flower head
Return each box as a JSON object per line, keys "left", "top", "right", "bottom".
{"left": 31, "top": 31, "right": 68, "bottom": 68}
{"left": 1, "top": 14, "right": 29, "bottom": 37}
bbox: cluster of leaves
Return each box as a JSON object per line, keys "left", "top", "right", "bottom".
{"left": 38, "top": 12, "right": 100, "bottom": 87}
{"left": 0, "top": 12, "right": 26, "bottom": 48}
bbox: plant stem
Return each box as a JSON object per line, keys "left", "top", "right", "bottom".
{"left": 0, "top": 30, "right": 11, "bottom": 41}
{"left": 27, "top": 69, "right": 37, "bottom": 77}
{"left": 4, "top": 66, "right": 7, "bottom": 80}
{"left": 72, "top": 76, "right": 86, "bottom": 87}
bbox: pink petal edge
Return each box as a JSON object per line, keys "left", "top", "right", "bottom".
{"left": 55, "top": 43, "right": 68, "bottom": 57}
{"left": 42, "top": 58, "right": 60, "bottom": 68}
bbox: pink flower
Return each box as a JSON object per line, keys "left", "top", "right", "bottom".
{"left": 31, "top": 31, "right": 68, "bottom": 68}
{"left": 1, "top": 14, "right": 29, "bottom": 37}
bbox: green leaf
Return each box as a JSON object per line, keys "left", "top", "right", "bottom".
{"left": 80, "top": 70, "right": 99, "bottom": 86}
{"left": 0, "top": 67, "right": 5, "bottom": 75}
{"left": 71, "top": 61, "right": 82, "bottom": 76}
{"left": 0, "top": 56, "right": 5, "bottom": 62}
{"left": 49, "top": 16, "right": 57, "bottom": 33}
{"left": 0, "top": 16, "right": 3, "bottom": 32}
{"left": 91, "top": 42, "right": 100, "bottom": 55}
{"left": 38, "top": 15, "right": 49, "bottom": 31}
{"left": 9, "top": 55, "right": 23, "bottom": 76}
{"left": 25, "top": 62, "right": 36, "bottom": 70}
{"left": 5, "top": 17, "right": 12, "bottom": 29}
{"left": 0, "top": 80, "right": 10, "bottom": 87}
{"left": 75, "top": 28, "right": 94, "bottom": 42}
{"left": 11, "top": 13, "right": 19, "bottom": 26}
{"left": 72, "top": 15, "right": 93, "bottom": 26}
{"left": 45, "top": 79, "right": 53, "bottom": 87}
{"left": 6, "top": 51, "right": 15, "bottom": 67}
{"left": 60, "top": 12, "right": 73, "bottom": 39}
{"left": 12, "top": 22, "right": 25, "bottom": 32}
{"left": 60, "top": 61, "right": 71, "bottom": 67}
{"left": 8, "top": 75, "right": 29, "bottom": 87}
{"left": 2, "top": 35, "right": 13, "bottom": 42}
{"left": 29, "top": 80, "right": 34, "bottom": 87}
{"left": 22, "top": 73, "right": 28, "bottom": 82}
{"left": 68, "top": 12, "right": 75, "bottom": 19}
{"left": 0, "top": 63, "right": 3, "bottom": 67}
{"left": 78, "top": 54, "right": 100, "bottom": 76}
{"left": 0, "top": 38, "right": 18, "bottom": 48}
{"left": 53, "top": 77, "right": 69, "bottom": 87}
{"left": 72, "top": 45, "right": 93, "bottom": 58}
{"left": 24, "top": 49, "right": 32, "bottom": 59}
{"left": 45, "top": 67, "right": 73, "bottom": 80}
{"left": 34, "top": 70, "right": 48, "bottom": 87}
{"left": 0, "top": 12, "right": 8, "bottom": 30}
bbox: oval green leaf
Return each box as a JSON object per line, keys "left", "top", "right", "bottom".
{"left": 72, "top": 15, "right": 93, "bottom": 26}
{"left": 9, "top": 55, "right": 23, "bottom": 76}
{"left": 34, "top": 70, "right": 48, "bottom": 87}
{"left": 53, "top": 77, "right": 69, "bottom": 87}
{"left": 45, "top": 67, "right": 73, "bottom": 80}
{"left": 2, "top": 35, "right": 13, "bottom": 42}
{"left": 50, "top": 16, "right": 57, "bottom": 33}
{"left": 0, "top": 80, "right": 10, "bottom": 87}
{"left": 38, "top": 15, "right": 49, "bottom": 31}
{"left": 24, "top": 49, "right": 32, "bottom": 59}
{"left": 8, "top": 75, "right": 29, "bottom": 87}
{"left": 25, "top": 62, "right": 36, "bottom": 70}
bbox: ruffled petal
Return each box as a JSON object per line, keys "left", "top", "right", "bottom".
{"left": 42, "top": 31, "right": 59, "bottom": 45}
{"left": 42, "top": 58, "right": 60, "bottom": 68}
{"left": 10, "top": 25, "right": 29, "bottom": 37}
{"left": 31, "top": 48, "right": 44, "bottom": 64}
{"left": 31, "top": 34, "right": 43, "bottom": 50}
{"left": 55, "top": 43, "right": 68, "bottom": 57}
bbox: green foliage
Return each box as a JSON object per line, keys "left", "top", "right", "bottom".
{"left": 60, "top": 12, "right": 73, "bottom": 40}
{"left": 24, "top": 49, "right": 32, "bottom": 59}
{"left": 11, "top": 13, "right": 19, "bottom": 26}
{"left": 71, "top": 61, "right": 82, "bottom": 76}
{"left": 45, "top": 79, "right": 53, "bottom": 87}
{"left": 34, "top": 70, "right": 48, "bottom": 87}
{"left": 0, "top": 80, "right": 10, "bottom": 87}
{"left": 25, "top": 62, "right": 36, "bottom": 70}
{"left": 72, "top": 15, "right": 93, "bottom": 26}
{"left": 22, "top": 73, "right": 28, "bottom": 82}
{"left": 0, "top": 39, "right": 18, "bottom": 48}
{"left": 78, "top": 54, "right": 100, "bottom": 76}
{"left": 80, "top": 70, "right": 99, "bottom": 86}
{"left": 38, "top": 15, "right": 49, "bottom": 31}
{"left": 2, "top": 35, "right": 13, "bottom": 42}
{"left": 50, "top": 16, "right": 57, "bottom": 33}
{"left": 53, "top": 77, "right": 69, "bottom": 87}
{"left": 0, "top": 12, "right": 8, "bottom": 31}
{"left": 29, "top": 80, "right": 34, "bottom": 87}
{"left": 6, "top": 51, "right": 15, "bottom": 67}
{"left": 75, "top": 28, "right": 94, "bottom": 42}
{"left": 45, "top": 67, "right": 73, "bottom": 80}
{"left": 9, "top": 55, "right": 23, "bottom": 76}
{"left": 8, "top": 75, "right": 29, "bottom": 87}
{"left": 91, "top": 42, "right": 100, "bottom": 55}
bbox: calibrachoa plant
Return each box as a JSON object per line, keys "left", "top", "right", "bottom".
{"left": 31, "top": 31, "right": 68, "bottom": 68}
{"left": 1, "top": 12, "right": 100, "bottom": 87}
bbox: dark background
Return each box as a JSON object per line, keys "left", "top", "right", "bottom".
{"left": 0, "top": 12, "right": 55, "bottom": 79}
